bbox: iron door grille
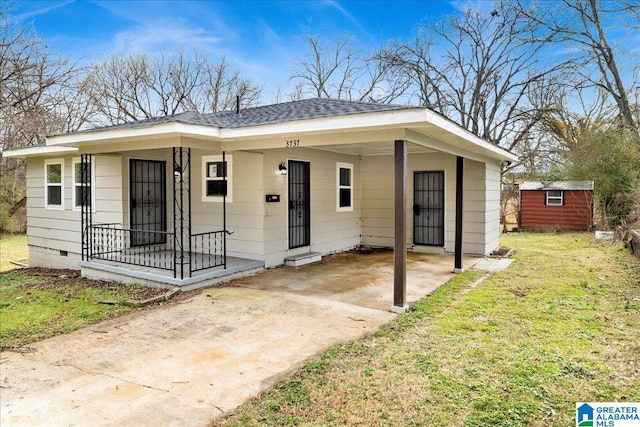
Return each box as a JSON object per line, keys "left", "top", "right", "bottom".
{"left": 413, "top": 171, "right": 445, "bottom": 246}
{"left": 288, "top": 160, "right": 310, "bottom": 249}
{"left": 130, "top": 159, "right": 167, "bottom": 247}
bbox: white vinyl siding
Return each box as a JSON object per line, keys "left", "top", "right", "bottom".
{"left": 361, "top": 152, "right": 500, "bottom": 256}
{"left": 262, "top": 148, "right": 360, "bottom": 267}
{"left": 27, "top": 155, "right": 124, "bottom": 268}
{"left": 191, "top": 150, "right": 263, "bottom": 261}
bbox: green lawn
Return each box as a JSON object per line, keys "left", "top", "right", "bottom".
{"left": 0, "top": 233, "right": 28, "bottom": 272}
{"left": 0, "top": 270, "right": 142, "bottom": 349}
{"left": 215, "top": 233, "right": 640, "bottom": 427}
{"left": 0, "top": 233, "right": 171, "bottom": 349}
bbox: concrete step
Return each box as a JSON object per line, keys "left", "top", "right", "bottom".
{"left": 284, "top": 252, "right": 322, "bottom": 267}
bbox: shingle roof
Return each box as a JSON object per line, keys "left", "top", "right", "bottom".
{"left": 79, "top": 98, "right": 416, "bottom": 134}
{"left": 520, "top": 181, "right": 594, "bottom": 191}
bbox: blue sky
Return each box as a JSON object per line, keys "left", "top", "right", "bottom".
{"left": 11, "top": 0, "right": 469, "bottom": 100}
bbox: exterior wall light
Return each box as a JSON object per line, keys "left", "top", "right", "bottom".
{"left": 279, "top": 162, "right": 288, "bottom": 175}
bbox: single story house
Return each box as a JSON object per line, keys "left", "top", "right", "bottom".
{"left": 5, "top": 98, "right": 517, "bottom": 311}
{"left": 519, "top": 181, "right": 594, "bottom": 231}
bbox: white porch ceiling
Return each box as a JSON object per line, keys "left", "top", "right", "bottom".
{"left": 314, "top": 140, "right": 436, "bottom": 156}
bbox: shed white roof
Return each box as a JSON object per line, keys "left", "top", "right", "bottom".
{"left": 520, "top": 181, "right": 594, "bottom": 191}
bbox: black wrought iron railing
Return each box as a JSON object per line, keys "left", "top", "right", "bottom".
{"left": 90, "top": 224, "right": 174, "bottom": 271}
{"left": 190, "top": 231, "right": 226, "bottom": 272}
{"left": 88, "top": 224, "right": 226, "bottom": 277}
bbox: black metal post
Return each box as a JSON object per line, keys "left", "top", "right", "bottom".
{"left": 187, "top": 147, "right": 192, "bottom": 277}
{"left": 80, "top": 154, "right": 92, "bottom": 261}
{"left": 222, "top": 150, "right": 227, "bottom": 269}
{"left": 393, "top": 140, "right": 407, "bottom": 312}
{"left": 172, "top": 148, "right": 177, "bottom": 279}
{"left": 455, "top": 156, "right": 464, "bottom": 273}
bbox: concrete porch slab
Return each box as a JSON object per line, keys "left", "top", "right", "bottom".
{"left": 79, "top": 256, "right": 264, "bottom": 290}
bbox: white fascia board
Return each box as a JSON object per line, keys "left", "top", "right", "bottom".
{"left": 46, "top": 122, "right": 222, "bottom": 146}
{"left": 220, "top": 108, "right": 428, "bottom": 140}
{"left": 423, "top": 110, "right": 519, "bottom": 162}
{"left": 3, "top": 145, "right": 78, "bottom": 158}
{"left": 406, "top": 129, "right": 518, "bottom": 164}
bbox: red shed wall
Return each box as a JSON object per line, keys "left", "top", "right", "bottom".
{"left": 520, "top": 190, "right": 593, "bottom": 231}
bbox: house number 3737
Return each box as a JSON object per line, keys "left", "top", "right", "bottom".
{"left": 285, "top": 139, "right": 300, "bottom": 148}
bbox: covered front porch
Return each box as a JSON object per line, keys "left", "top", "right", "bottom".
{"left": 78, "top": 148, "right": 255, "bottom": 289}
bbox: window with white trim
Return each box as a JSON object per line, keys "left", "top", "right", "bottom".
{"left": 45, "top": 159, "right": 64, "bottom": 209}
{"left": 202, "top": 154, "right": 232, "bottom": 202}
{"left": 336, "top": 162, "right": 353, "bottom": 212}
{"left": 545, "top": 190, "right": 564, "bottom": 206}
{"left": 72, "top": 157, "right": 93, "bottom": 210}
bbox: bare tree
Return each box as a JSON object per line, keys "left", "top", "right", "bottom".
{"left": 521, "top": 0, "right": 640, "bottom": 142}
{"left": 380, "top": 1, "right": 564, "bottom": 153}
{"left": 289, "top": 32, "right": 409, "bottom": 103}
{"left": 1, "top": 2, "right": 86, "bottom": 230}
{"left": 87, "top": 50, "right": 263, "bottom": 125}
{"left": 1, "top": 3, "right": 80, "bottom": 152}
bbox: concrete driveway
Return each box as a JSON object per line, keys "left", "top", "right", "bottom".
{"left": 1, "top": 251, "right": 479, "bottom": 427}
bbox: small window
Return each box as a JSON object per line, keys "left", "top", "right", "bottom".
{"left": 45, "top": 159, "right": 64, "bottom": 209}
{"left": 336, "top": 162, "right": 353, "bottom": 212}
{"left": 546, "top": 190, "right": 563, "bottom": 206}
{"left": 72, "top": 158, "right": 93, "bottom": 210}
{"left": 202, "top": 155, "right": 232, "bottom": 202}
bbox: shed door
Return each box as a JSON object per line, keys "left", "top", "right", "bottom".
{"left": 129, "top": 159, "right": 166, "bottom": 246}
{"left": 413, "top": 171, "right": 445, "bottom": 246}
{"left": 288, "top": 160, "right": 310, "bottom": 249}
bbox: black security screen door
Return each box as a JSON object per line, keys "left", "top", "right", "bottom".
{"left": 414, "top": 171, "right": 445, "bottom": 246}
{"left": 288, "top": 160, "right": 310, "bottom": 249}
{"left": 130, "top": 159, "right": 167, "bottom": 247}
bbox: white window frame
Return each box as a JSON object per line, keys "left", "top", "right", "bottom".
{"left": 72, "top": 157, "right": 95, "bottom": 211}
{"left": 202, "top": 154, "right": 233, "bottom": 202}
{"left": 336, "top": 162, "right": 353, "bottom": 212}
{"left": 44, "top": 159, "right": 64, "bottom": 210}
{"left": 546, "top": 190, "right": 564, "bottom": 206}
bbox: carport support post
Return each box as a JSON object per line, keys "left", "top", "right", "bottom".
{"left": 392, "top": 140, "right": 408, "bottom": 313}
{"left": 454, "top": 156, "right": 464, "bottom": 273}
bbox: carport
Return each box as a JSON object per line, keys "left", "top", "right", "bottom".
{"left": 0, "top": 250, "right": 489, "bottom": 427}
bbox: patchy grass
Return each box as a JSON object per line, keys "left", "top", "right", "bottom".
{"left": 0, "top": 268, "right": 172, "bottom": 350}
{"left": 0, "top": 233, "right": 28, "bottom": 272}
{"left": 214, "top": 233, "right": 640, "bottom": 427}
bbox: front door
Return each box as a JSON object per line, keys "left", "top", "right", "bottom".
{"left": 288, "top": 160, "right": 310, "bottom": 249}
{"left": 129, "top": 159, "right": 167, "bottom": 246}
{"left": 413, "top": 171, "right": 445, "bottom": 246}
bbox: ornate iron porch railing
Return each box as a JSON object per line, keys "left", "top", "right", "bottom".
{"left": 88, "top": 223, "right": 227, "bottom": 275}
{"left": 81, "top": 148, "right": 229, "bottom": 280}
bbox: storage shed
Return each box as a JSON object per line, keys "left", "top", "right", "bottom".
{"left": 519, "top": 181, "right": 594, "bottom": 231}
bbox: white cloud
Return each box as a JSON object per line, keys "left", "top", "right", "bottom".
{"left": 324, "top": 0, "right": 366, "bottom": 33}
{"left": 448, "top": 0, "right": 498, "bottom": 14}
{"left": 112, "top": 21, "right": 222, "bottom": 54}
{"left": 13, "top": 0, "right": 74, "bottom": 22}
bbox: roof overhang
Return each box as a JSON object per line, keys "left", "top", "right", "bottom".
{"left": 4, "top": 107, "right": 518, "bottom": 163}
{"left": 3, "top": 145, "right": 78, "bottom": 158}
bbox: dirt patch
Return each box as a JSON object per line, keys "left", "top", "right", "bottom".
{"left": 10, "top": 267, "right": 196, "bottom": 303}
{"left": 491, "top": 247, "right": 514, "bottom": 258}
